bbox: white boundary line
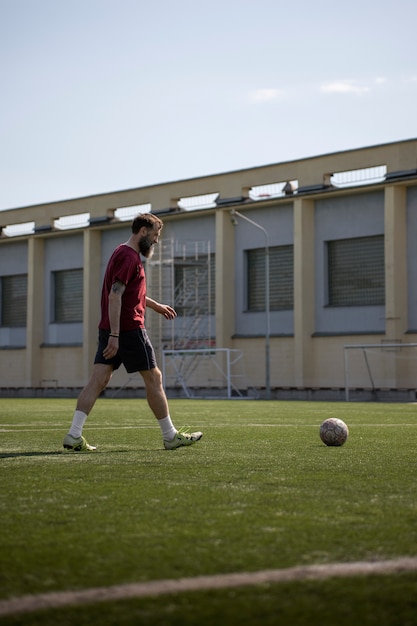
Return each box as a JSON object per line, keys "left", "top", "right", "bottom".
{"left": 1, "top": 557, "right": 417, "bottom": 617}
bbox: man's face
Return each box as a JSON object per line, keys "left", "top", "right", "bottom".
{"left": 139, "top": 226, "right": 160, "bottom": 258}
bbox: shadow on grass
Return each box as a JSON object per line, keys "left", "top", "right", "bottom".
{"left": 0, "top": 450, "right": 133, "bottom": 459}
{"left": 0, "top": 451, "right": 64, "bottom": 458}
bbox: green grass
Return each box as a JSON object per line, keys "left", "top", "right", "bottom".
{"left": 1, "top": 398, "right": 417, "bottom": 625}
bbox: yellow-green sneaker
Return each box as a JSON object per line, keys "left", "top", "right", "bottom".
{"left": 164, "top": 427, "right": 203, "bottom": 450}
{"left": 63, "top": 434, "right": 97, "bottom": 452}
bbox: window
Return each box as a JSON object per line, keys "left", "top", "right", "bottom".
{"left": 327, "top": 235, "right": 384, "bottom": 306}
{"left": 0, "top": 274, "right": 27, "bottom": 327}
{"left": 53, "top": 269, "right": 83, "bottom": 322}
{"left": 174, "top": 254, "right": 215, "bottom": 316}
{"left": 247, "top": 245, "right": 294, "bottom": 312}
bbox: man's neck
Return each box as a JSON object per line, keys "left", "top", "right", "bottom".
{"left": 124, "top": 236, "right": 139, "bottom": 252}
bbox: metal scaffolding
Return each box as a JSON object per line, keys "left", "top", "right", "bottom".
{"left": 145, "top": 239, "right": 255, "bottom": 398}
{"left": 145, "top": 238, "right": 214, "bottom": 354}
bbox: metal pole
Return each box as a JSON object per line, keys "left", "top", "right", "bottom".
{"left": 231, "top": 209, "right": 271, "bottom": 399}
{"left": 226, "top": 348, "right": 231, "bottom": 399}
{"left": 344, "top": 346, "right": 349, "bottom": 402}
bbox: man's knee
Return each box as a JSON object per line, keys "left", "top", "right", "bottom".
{"left": 91, "top": 365, "right": 113, "bottom": 390}
{"left": 142, "top": 367, "right": 163, "bottom": 387}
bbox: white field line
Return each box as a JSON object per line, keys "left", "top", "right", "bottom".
{"left": 1, "top": 557, "right": 417, "bottom": 617}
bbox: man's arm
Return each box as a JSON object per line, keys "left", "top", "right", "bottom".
{"left": 146, "top": 296, "right": 177, "bottom": 320}
{"left": 103, "top": 280, "right": 126, "bottom": 360}
{"left": 108, "top": 280, "right": 126, "bottom": 335}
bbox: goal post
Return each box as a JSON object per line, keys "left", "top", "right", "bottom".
{"left": 343, "top": 342, "right": 417, "bottom": 401}
{"left": 161, "top": 348, "right": 257, "bottom": 399}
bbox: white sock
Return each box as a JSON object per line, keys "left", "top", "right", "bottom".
{"left": 68, "top": 410, "right": 88, "bottom": 439}
{"left": 158, "top": 415, "right": 177, "bottom": 441}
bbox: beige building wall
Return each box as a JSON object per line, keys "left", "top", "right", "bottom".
{"left": 1, "top": 139, "right": 417, "bottom": 398}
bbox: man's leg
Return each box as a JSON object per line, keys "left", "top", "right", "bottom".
{"left": 140, "top": 367, "right": 169, "bottom": 419}
{"left": 63, "top": 364, "right": 113, "bottom": 451}
{"left": 76, "top": 363, "right": 114, "bottom": 415}
{"left": 140, "top": 367, "right": 202, "bottom": 449}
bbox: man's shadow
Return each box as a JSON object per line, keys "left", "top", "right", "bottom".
{"left": 0, "top": 451, "right": 64, "bottom": 459}
{"left": 0, "top": 450, "right": 131, "bottom": 459}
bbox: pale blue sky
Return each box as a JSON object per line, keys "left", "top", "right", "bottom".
{"left": 1, "top": 0, "right": 416, "bottom": 210}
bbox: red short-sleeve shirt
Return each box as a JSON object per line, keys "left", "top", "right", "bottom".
{"left": 99, "top": 244, "right": 146, "bottom": 331}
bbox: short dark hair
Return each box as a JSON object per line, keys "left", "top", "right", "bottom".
{"left": 131, "top": 213, "right": 163, "bottom": 234}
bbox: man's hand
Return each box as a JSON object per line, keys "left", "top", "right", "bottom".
{"left": 103, "top": 335, "right": 119, "bottom": 359}
{"left": 159, "top": 304, "right": 177, "bottom": 320}
{"left": 146, "top": 297, "right": 177, "bottom": 319}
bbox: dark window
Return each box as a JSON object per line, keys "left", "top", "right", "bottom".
{"left": 328, "top": 235, "right": 384, "bottom": 306}
{"left": 53, "top": 269, "right": 83, "bottom": 322}
{"left": 247, "top": 245, "right": 294, "bottom": 312}
{"left": 0, "top": 274, "right": 27, "bottom": 327}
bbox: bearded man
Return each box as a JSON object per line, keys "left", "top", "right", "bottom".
{"left": 62, "top": 213, "right": 202, "bottom": 452}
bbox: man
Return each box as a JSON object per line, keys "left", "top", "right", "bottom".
{"left": 62, "top": 213, "right": 203, "bottom": 451}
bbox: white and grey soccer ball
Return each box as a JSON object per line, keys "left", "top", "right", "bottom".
{"left": 319, "top": 418, "right": 349, "bottom": 447}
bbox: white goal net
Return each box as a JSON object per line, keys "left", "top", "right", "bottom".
{"left": 161, "top": 348, "right": 258, "bottom": 399}
{"left": 343, "top": 342, "right": 417, "bottom": 401}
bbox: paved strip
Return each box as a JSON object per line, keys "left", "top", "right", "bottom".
{"left": 1, "top": 557, "right": 417, "bottom": 617}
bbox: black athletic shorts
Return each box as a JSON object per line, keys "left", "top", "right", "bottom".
{"left": 94, "top": 328, "right": 157, "bottom": 373}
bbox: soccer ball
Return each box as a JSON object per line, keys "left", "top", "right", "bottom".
{"left": 319, "top": 418, "right": 349, "bottom": 447}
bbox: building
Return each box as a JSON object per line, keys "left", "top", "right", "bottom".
{"left": 1, "top": 138, "right": 417, "bottom": 400}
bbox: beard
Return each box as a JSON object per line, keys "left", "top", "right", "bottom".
{"left": 139, "top": 235, "right": 155, "bottom": 258}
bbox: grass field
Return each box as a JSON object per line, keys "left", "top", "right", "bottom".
{"left": 1, "top": 398, "right": 417, "bottom": 625}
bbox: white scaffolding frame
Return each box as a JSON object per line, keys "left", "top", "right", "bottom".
{"left": 146, "top": 238, "right": 213, "bottom": 354}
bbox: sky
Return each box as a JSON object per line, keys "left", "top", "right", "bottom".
{"left": 1, "top": 0, "right": 416, "bottom": 211}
